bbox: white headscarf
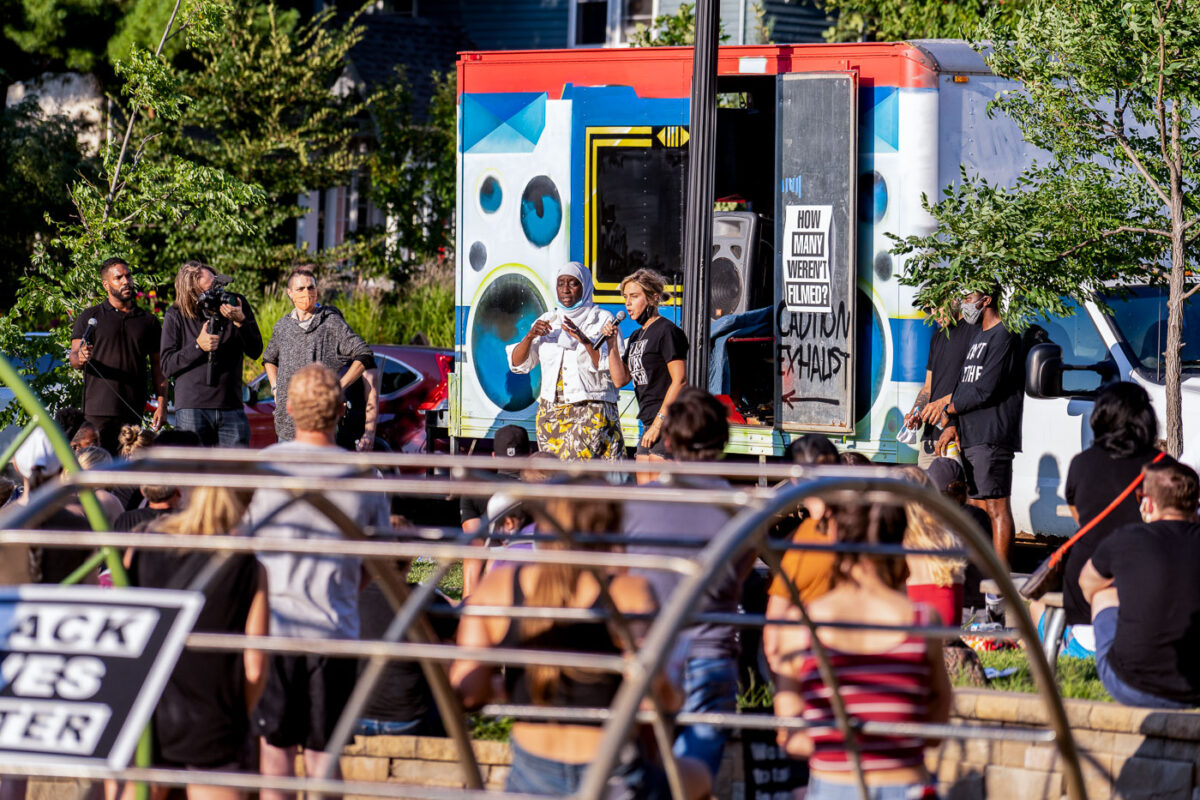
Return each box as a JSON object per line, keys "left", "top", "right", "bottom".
{"left": 554, "top": 261, "right": 595, "bottom": 325}
{"left": 13, "top": 429, "right": 60, "bottom": 480}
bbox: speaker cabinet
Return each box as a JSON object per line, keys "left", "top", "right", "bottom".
{"left": 710, "top": 211, "right": 758, "bottom": 319}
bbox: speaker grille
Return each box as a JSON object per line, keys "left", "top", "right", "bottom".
{"left": 710, "top": 256, "right": 743, "bottom": 319}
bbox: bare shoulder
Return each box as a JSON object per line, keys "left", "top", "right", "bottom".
{"left": 609, "top": 573, "right": 657, "bottom": 615}
{"left": 468, "top": 565, "right": 517, "bottom": 606}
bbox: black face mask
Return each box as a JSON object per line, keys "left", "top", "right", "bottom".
{"left": 635, "top": 307, "right": 653, "bottom": 325}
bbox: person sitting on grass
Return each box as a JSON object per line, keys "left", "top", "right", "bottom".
{"left": 1080, "top": 459, "right": 1200, "bottom": 708}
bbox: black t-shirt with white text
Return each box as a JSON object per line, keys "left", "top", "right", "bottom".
{"left": 1091, "top": 520, "right": 1200, "bottom": 704}
{"left": 950, "top": 323, "right": 1024, "bottom": 451}
{"left": 72, "top": 301, "right": 161, "bottom": 419}
{"left": 623, "top": 317, "right": 688, "bottom": 425}
{"left": 923, "top": 320, "right": 977, "bottom": 441}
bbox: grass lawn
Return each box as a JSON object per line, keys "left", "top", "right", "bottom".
{"left": 964, "top": 649, "right": 1111, "bottom": 702}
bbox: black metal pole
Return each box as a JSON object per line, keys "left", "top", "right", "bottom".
{"left": 681, "top": 0, "right": 720, "bottom": 389}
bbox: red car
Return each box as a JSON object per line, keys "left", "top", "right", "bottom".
{"left": 242, "top": 345, "right": 453, "bottom": 452}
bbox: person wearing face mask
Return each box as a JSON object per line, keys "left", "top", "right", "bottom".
{"left": 903, "top": 299, "right": 977, "bottom": 468}
{"left": 603, "top": 268, "right": 688, "bottom": 473}
{"left": 935, "top": 283, "right": 1024, "bottom": 565}
{"left": 508, "top": 262, "right": 624, "bottom": 460}
{"left": 1080, "top": 459, "right": 1200, "bottom": 708}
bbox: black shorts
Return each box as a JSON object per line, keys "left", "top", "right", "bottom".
{"left": 251, "top": 654, "right": 357, "bottom": 750}
{"left": 962, "top": 444, "right": 1014, "bottom": 499}
{"left": 635, "top": 421, "right": 670, "bottom": 457}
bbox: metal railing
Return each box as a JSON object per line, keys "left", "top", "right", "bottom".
{"left": 0, "top": 443, "right": 1087, "bottom": 800}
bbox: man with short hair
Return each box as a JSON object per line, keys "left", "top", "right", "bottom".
{"left": 937, "top": 284, "right": 1024, "bottom": 564}
{"left": 69, "top": 257, "right": 167, "bottom": 454}
{"left": 160, "top": 260, "right": 262, "bottom": 446}
{"left": 262, "top": 267, "right": 375, "bottom": 446}
{"left": 623, "top": 386, "right": 753, "bottom": 777}
{"left": 245, "top": 364, "right": 390, "bottom": 795}
{"left": 1081, "top": 460, "right": 1200, "bottom": 708}
{"left": 113, "top": 485, "right": 182, "bottom": 532}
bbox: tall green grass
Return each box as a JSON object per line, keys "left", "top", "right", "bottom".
{"left": 243, "top": 279, "right": 454, "bottom": 382}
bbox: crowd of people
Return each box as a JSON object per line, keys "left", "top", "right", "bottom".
{"left": 0, "top": 258, "right": 1197, "bottom": 800}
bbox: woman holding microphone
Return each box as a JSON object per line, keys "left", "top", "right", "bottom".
{"left": 508, "top": 262, "right": 624, "bottom": 460}
{"left": 601, "top": 269, "right": 688, "bottom": 474}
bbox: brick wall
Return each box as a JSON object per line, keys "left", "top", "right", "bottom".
{"left": 934, "top": 689, "right": 1200, "bottom": 800}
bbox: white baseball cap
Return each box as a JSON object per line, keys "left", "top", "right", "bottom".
{"left": 13, "top": 429, "right": 61, "bottom": 479}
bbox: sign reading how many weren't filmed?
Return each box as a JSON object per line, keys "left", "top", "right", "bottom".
{"left": 0, "top": 586, "right": 201, "bottom": 768}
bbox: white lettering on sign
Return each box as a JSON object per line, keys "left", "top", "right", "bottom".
{"left": 1, "top": 605, "right": 159, "bottom": 658}
{"left": 1, "top": 654, "right": 106, "bottom": 700}
{"left": 0, "top": 699, "right": 109, "bottom": 755}
{"left": 782, "top": 204, "right": 833, "bottom": 314}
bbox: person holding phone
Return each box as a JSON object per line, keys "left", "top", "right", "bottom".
{"left": 508, "top": 262, "right": 624, "bottom": 460}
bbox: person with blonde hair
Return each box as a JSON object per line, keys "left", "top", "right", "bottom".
{"left": 124, "top": 486, "right": 269, "bottom": 800}
{"left": 451, "top": 493, "right": 710, "bottom": 799}
{"left": 245, "top": 363, "right": 390, "bottom": 797}
{"left": 160, "top": 260, "right": 261, "bottom": 447}
{"left": 602, "top": 269, "right": 688, "bottom": 472}
{"left": 898, "top": 465, "right": 968, "bottom": 628}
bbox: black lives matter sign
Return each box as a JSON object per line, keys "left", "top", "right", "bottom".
{"left": 0, "top": 586, "right": 201, "bottom": 768}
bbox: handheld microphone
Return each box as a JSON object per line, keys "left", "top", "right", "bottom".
{"left": 82, "top": 318, "right": 97, "bottom": 347}
{"left": 592, "top": 311, "right": 626, "bottom": 350}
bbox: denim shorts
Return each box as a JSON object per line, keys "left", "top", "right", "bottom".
{"left": 806, "top": 776, "right": 938, "bottom": 800}
{"left": 506, "top": 739, "right": 671, "bottom": 798}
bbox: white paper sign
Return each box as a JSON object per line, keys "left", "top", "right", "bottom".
{"left": 782, "top": 204, "right": 833, "bottom": 314}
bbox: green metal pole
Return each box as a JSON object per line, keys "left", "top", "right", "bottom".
{"left": 0, "top": 354, "right": 148, "bottom": 800}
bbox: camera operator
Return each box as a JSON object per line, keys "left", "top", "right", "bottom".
{"left": 160, "top": 260, "right": 263, "bottom": 446}
{"left": 70, "top": 257, "right": 167, "bottom": 455}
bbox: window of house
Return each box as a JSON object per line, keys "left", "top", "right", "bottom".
{"left": 572, "top": 0, "right": 657, "bottom": 47}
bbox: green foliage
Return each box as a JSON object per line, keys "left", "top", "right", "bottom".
{"left": 141, "top": 1, "right": 370, "bottom": 292}
{"left": 362, "top": 68, "right": 458, "bottom": 281}
{"left": 0, "top": 100, "right": 98, "bottom": 316}
{"left": 628, "top": 2, "right": 729, "bottom": 47}
{"left": 1, "top": 0, "right": 127, "bottom": 76}
{"left": 468, "top": 714, "right": 513, "bottom": 742}
{"left": 820, "top": 0, "right": 1030, "bottom": 43}
{"left": 0, "top": 0, "right": 265, "bottom": 427}
{"left": 894, "top": 0, "right": 1200, "bottom": 455}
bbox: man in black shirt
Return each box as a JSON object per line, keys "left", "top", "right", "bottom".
{"left": 937, "top": 284, "right": 1024, "bottom": 564}
{"left": 904, "top": 303, "right": 976, "bottom": 468}
{"left": 1081, "top": 460, "right": 1200, "bottom": 708}
{"left": 69, "top": 257, "right": 167, "bottom": 454}
{"left": 160, "top": 261, "right": 263, "bottom": 446}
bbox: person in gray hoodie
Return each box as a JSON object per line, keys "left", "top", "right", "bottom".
{"left": 263, "top": 267, "right": 375, "bottom": 442}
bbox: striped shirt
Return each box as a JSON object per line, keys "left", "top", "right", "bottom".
{"left": 797, "top": 604, "right": 934, "bottom": 772}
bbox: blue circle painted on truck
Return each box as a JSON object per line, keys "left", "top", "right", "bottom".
{"left": 470, "top": 272, "right": 546, "bottom": 411}
{"left": 520, "top": 176, "right": 562, "bottom": 247}
{"left": 480, "top": 176, "right": 502, "bottom": 213}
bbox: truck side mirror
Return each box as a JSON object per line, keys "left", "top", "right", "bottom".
{"left": 1026, "top": 342, "right": 1064, "bottom": 399}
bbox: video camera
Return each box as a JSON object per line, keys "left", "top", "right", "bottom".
{"left": 196, "top": 275, "right": 237, "bottom": 318}
{"left": 197, "top": 274, "right": 238, "bottom": 387}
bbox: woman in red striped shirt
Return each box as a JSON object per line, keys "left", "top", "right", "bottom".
{"left": 770, "top": 501, "right": 952, "bottom": 800}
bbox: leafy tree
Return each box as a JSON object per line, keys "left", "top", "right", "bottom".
{"left": 892, "top": 0, "right": 1200, "bottom": 457}
{"left": 628, "top": 1, "right": 729, "bottom": 46}
{"left": 139, "top": 1, "right": 370, "bottom": 292}
{"left": 1, "top": 0, "right": 127, "bottom": 78}
{"left": 0, "top": 100, "right": 97, "bottom": 315}
{"left": 0, "top": 0, "right": 264, "bottom": 423}
{"left": 820, "top": 0, "right": 1030, "bottom": 43}
{"left": 360, "top": 67, "right": 457, "bottom": 281}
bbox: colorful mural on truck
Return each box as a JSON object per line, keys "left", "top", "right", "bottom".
{"left": 453, "top": 43, "right": 954, "bottom": 459}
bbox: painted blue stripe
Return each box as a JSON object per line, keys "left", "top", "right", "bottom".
{"left": 889, "top": 317, "right": 931, "bottom": 383}
{"left": 455, "top": 305, "right": 470, "bottom": 347}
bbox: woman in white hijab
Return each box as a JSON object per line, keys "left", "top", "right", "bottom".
{"left": 508, "top": 262, "right": 625, "bottom": 459}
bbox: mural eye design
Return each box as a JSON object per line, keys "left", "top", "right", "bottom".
{"left": 520, "top": 175, "right": 563, "bottom": 248}
{"left": 470, "top": 272, "right": 546, "bottom": 411}
{"left": 857, "top": 171, "right": 888, "bottom": 224}
{"left": 480, "top": 176, "right": 502, "bottom": 213}
{"left": 469, "top": 241, "right": 488, "bottom": 272}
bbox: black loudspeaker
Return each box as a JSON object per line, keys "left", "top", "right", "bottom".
{"left": 710, "top": 211, "right": 757, "bottom": 319}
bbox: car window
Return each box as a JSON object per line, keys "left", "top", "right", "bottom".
{"left": 379, "top": 356, "right": 420, "bottom": 396}
{"left": 1098, "top": 286, "right": 1200, "bottom": 380}
{"left": 251, "top": 376, "right": 274, "bottom": 404}
{"left": 1026, "top": 299, "right": 1113, "bottom": 393}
